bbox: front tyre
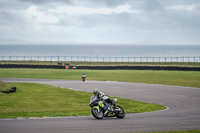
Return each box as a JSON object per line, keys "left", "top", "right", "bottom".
{"left": 115, "top": 105, "right": 125, "bottom": 119}
{"left": 91, "top": 108, "right": 103, "bottom": 119}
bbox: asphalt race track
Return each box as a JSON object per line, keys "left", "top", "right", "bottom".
{"left": 0, "top": 78, "right": 200, "bottom": 133}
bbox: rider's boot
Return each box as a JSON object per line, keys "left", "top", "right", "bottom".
{"left": 103, "top": 105, "right": 109, "bottom": 116}
{"left": 104, "top": 110, "right": 109, "bottom": 116}
{"left": 111, "top": 100, "right": 116, "bottom": 108}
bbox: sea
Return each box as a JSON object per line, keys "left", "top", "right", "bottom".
{"left": 0, "top": 44, "right": 200, "bottom": 62}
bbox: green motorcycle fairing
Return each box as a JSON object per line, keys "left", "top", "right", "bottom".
{"left": 98, "top": 101, "right": 104, "bottom": 107}
{"left": 92, "top": 106, "right": 99, "bottom": 110}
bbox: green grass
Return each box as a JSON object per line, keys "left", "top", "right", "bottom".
{"left": 0, "top": 82, "right": 165, "bottom": 118}
{"left": 124, "top": 129, "right": 200, "bottom": 133}
{"left": 0, "top": 69, "right": 199, "bottom": 132}
{"left": 0, "top": 68, "right": 200, "bottom": 88}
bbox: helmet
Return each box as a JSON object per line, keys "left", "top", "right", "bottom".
{"left": 93, "top": 88, "right": 100, "bottom": 96}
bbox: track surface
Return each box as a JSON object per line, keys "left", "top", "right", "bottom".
{"left": 0, "top": 78, "right": 200, "bottom": 133}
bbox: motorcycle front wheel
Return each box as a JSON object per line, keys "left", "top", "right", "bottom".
{"left": 91, "top": 108, "right": 103, "bottom": 119}
{"left": 115, "top": 105, "right": 125, "bottom": 119}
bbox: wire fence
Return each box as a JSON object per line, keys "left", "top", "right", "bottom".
{"left": 0, "top": 56, "right": 200, "bottom": 63}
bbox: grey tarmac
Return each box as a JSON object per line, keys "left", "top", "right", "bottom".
{"left": 0, "top": 78, "right": 200, "bottom": 133}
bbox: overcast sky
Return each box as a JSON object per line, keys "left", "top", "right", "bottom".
{"left": 0, "top": 0, "right": 200, "bottom": 45}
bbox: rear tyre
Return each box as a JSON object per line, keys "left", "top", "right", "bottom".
{"left": 91, "top": 108, "right": 103, "bottom": 119}
{"left": 115, "top": 105, "right": 125, "bottom": 119}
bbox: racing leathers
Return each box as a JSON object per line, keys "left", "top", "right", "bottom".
{"left": 95, "top": 92, "right": 114, "bottom": 116}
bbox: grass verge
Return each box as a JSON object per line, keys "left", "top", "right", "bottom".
{"left": 0, "top": 82, "right": 165, "bottom": 118}
{"left": 0, "top": 69, "right": 200, "bottom": 88}
{"left": 0, "top": 81, "right": 15, "bottom": 92}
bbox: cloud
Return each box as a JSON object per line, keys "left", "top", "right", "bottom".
{"left": 166, "top": 4, "right": 200, "bottom": 13}
{"left": 26, "top": 5, "right": 59, "bottom": 24}
{"left": 0, "top": 0, "right": 200, "bottom": 44}
{"left": 0, "top": 5, "right": 59, "bottom": 26}
{"left": 164, "top": 3, "right": 200, "bottom": 31}
{"left": 81, "top": 0, "right": 126, "bottom": 7}
{"left": 143, "top": 0, "right": 163, "bottom": 11}
{"left": 19, "top": 0, "right": 72, "bottom": 4}
{"left": 49, "top": 4, "right": 139, "bottom": 15}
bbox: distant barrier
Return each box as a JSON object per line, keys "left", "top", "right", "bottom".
{"left": 70, "top": 66, "right": 200, "bottom": 71}
{"left": 0, "top": 64, "right": 64, "bottom": 69}
{"left": 0, "top": 56, "right": 200, "bottom": 63}
{"left": 0, "top": 64, "right": 200, "bottom": 71}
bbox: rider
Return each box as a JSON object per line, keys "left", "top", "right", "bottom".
{"left": 92, "top": 88, "right": 115, "bottom": 116}
{"left": 82, "top": 73, "right": 86, "bottom": 82}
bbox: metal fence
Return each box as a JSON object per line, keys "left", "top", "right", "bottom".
{"left": 0, "top": 56, "right": 200, "bottom": 63}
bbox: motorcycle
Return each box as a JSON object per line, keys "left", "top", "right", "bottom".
{"left": 82, "top": 77, "right": 86, "bottom": 82}
{"left": 89, "top": 96, "right": 125, "bottom": 119}
{"left": 82, "top": 74, "right": 86, "bottom": 82}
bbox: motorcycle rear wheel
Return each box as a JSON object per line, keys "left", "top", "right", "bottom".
{"left": 115, "top": 105, "right": 125, "bottom": 119}
{"left": 91, "top": 108, "right": 103, "bottom": 119}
